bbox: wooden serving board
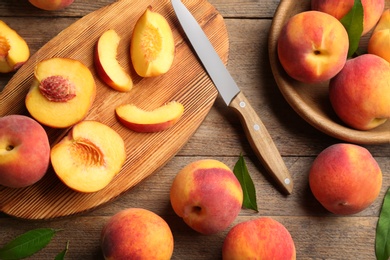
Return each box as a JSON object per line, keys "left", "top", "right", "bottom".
{"left": 0, "top": 0, "right": 229, "bottom": 219}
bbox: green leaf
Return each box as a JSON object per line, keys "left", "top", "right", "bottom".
{"left": 233, "top": 154, "right": 258, "bottom": 212}
{"left": 0, "top": 228, "right": 60, "bottom": 260}
{"left": 376, "top": 187, "right": 390, "bottom": 260}
{"left": 340, "top": 0, "right": 364, "bottom": 58}
{"left": 54, "top": 241, "right": 69, "bottom": 260}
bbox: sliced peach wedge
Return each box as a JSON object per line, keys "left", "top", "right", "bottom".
{"left": 116, "top": 101, "right": 184, "bottom": 132}
{"left": 0, "top": 20, "right": 30, "bottom": 73}
{"left": 51, "top": 120, "right": 126, "bottom": 193}
{"left": 95, "top": 29, "right": 133, "bottom": 92}
{"left": 130, "top": 6, "right": 175, "bottom": 77}
{"left": 25, "top": 57, "right": 96, "bottom": 128}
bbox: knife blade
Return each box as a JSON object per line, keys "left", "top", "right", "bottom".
{"left": 171, "top": 0, "right": 293, "bottom": 195}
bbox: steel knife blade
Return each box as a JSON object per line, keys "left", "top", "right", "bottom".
{"left": 171, "top": 0, "right": 293, "bottom": 194}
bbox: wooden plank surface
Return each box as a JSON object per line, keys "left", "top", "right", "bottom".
{"left": 1, "top": 0, "right": 390, "bottom": 259}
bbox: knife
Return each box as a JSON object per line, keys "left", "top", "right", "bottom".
{"left": 171, "top": 0, "right": 293, "bottom": 194}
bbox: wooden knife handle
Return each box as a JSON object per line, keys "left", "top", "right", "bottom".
{"left": 229, "top": 91, "right": 293, "bottom": 195}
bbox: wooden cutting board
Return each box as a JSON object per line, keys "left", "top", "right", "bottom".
{"left": 0, "top": 0, "right": 229, "bottom": 219}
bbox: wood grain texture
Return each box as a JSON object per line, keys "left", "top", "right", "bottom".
{"left": 269, "top": 0, "right": 390, "bottom": 145}
{"left": 0, "top": 0, "right": 389, "bottom": 259}
{"left": 0, "top": 0, "right": 228, "bottom": 219}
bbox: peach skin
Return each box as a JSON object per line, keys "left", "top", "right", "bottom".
{"left": 277, "top": 11, "right": 349, "bottom": 83}
{"left": 368, "top": 9, "right": 390, "bottom": 63}
{"left": 170, "top": 159, "right": 243, "bottom": 235}
{"left": 0, "top": 115, "right": 50, "bottom": 188}
{"left": 101, "top": 208, "right": 174, "bottom": 260}
{"left": 222, "top": 217, "right": 296, "bottom": 260}
{"left": 309, "top": 143, "right": 382, "bottom": 215}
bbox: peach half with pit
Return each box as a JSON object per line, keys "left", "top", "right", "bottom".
{"left": 0, "top": 20, "right": 30, "bottom": 73}
{"left": 277, "top": 11, "right": 349, "bottom": 83}
{"left": 170, "top": 159, "right": 243, "bottom": 235}
{"left": 50, "top": 120, "right": 126, "bottom": 193}
{"left": 28, "top": 0, "right": 74, "bottom": 11}
{"left": 368, "top": 9, "right": 390, "bottom": 63}
{"left": 101, "top": 208, "right": 174, "bottom": 260}
{"left": 311, "top": 0, "right": 385, "bottom": 35}
{"left": 222, "top": 217, "right": 296, "bottom": 260}
{"left": 329, "top": 54, "right": 390, "bottom": 130}
{"left": 309, "top": 143, "right": 382, "bottom": 215}
{"left": 0, "top": 115, "right": 50, "bottom": 188}
{"left": 115, "top": 101, "right": 184, "bottom": 132}
{"left": 130, "top": 6, "right": 175, "bottom": 77}
{"left": 25, "top": 57, "right": 96, "bottom": 128}
{"left": 94, "top": 29, "right": 133, "bottom": 92}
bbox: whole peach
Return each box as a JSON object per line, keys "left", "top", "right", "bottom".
{"left": 170, "top": 159, "right": 243, "bottom": 235}
{"left": 101, "top": 208, "right": 174, "bottom": 260}
{"left": 0, "top": 115, "right": 50, "bottom": 188}
{"left": 222, "top": 217, "right": 296, "bottom": 260}
{"left": 329, "top": 54, "right": 390, "bottom": 130}
{"left": 368, "top": 9, "right": 390, "bottom": 63}
{"left": 309, "top": 143, "right": 382, "bottom": 215}
{"left": 277, "top": 11, "right": 349, "bottom": 83}
{"left": 311, "top": 0, "right": 385, "bottom": 35}
{"left": 28, "top": 0, "right": 74, "bottom": 11}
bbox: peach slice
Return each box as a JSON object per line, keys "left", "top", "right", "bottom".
{"left": 0, "top": 20, "right": 30, "bottom": 73}
{"left": 95, "top": 29, "right": 133, "bottom": 92}
{"left": 51, "top": 120, "right": 126, "bottom": 193}
{"left": 115, "top": 101, "right": 184, "bottom": 132}
{"left": 130, "top": 6, "right": 175, "bottom": 77}
{"left": 25, "top": 57, "right": 96, "bottom": 128}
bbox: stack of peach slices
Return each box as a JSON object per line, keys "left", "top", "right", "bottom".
{"left": 0, "top": 6, "right": 184, "bottom": 193}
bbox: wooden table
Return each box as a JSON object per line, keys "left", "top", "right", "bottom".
{"left": 1, "top": 0, "right": 389, "bottom": 259}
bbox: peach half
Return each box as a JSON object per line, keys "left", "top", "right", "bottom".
{"left": 0, "top": 20, "right": 30, "bottom": 73}
{"left": 115, "top": 101, "right": 184, "bottom": 132}
{"left": 94, "top": 29, "right": 133, "bottom": 92}
{"left": 25, "top": 58, "right": 96, "bottom": 128}
{"left": 368, "top": 9, "right": 390, "bottom": 63}
{"left": 51, "top": 120, "right": 126, "bottom": 193}
{"left": 130, "top": 6, "right": 175, "bottom": 77}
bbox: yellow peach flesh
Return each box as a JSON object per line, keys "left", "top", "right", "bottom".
{"left": 95, "top": 29, "right": 133, "bottom": 92}
{"left": 0, "top": 20, "right": 30, "bottom": 73}
{"left": 25, "top": 58, "right": 96, "bottom": 128}
{"left": 116, "top": 101, "right": 184, "bottom": 132}
{"left": 131, "top": 7, "right": 175, "bottom": 77}
{"left": 51, "top": 121, "right": 126, "bottom": 193}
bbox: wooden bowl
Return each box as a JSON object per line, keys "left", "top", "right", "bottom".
{"left": 268, "top": 0, "right": 390, "bottom": 145}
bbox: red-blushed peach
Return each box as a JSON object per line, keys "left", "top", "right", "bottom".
{"left": 115, "top": 101, "right": 184, "bottom": 132}
{"left": 309, "top": 143, "right": 382, "bottom": 215}
{"left": 329, "top": 54, "right": 390, "bottom": 130}
{"left": 170, "top": 159, "right": 243, "bottom": 235}
{"left": 130, "top": 6, "right": 175, "bottom": 77}
{"left": 0, "top": 20, "right": 30, "bottom": 73}
{"left": 51, "top": 120, "right": 126, "bottom": 193}
{"left": 101, "top": 208, "right": 174, "bottom": 260}
{"left": 311, "top": 0, "right": 385, "bottom": 35}
{"left": 0, "top": 115, "right": 50, "bottom": 188}
{"left": 368, "top": 9, "right": 390, "bottom": 63}
{"left": 277, "top": 11, "right": 349, "bottom": 83}
{"left": 94, "top": 29, "right": 133, "bottom": 92}
{"left": 28, "top": 0, "right": 74, "bottom": 10}
{"left": 222, "top": 217, "right": 296, "bottom": 260}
